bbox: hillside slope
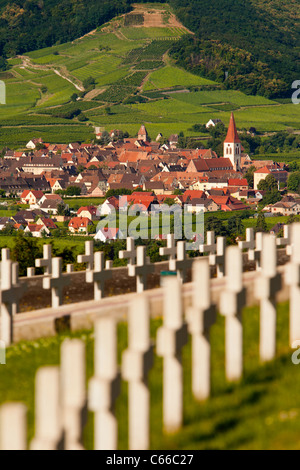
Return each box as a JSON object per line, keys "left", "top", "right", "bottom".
{"left": 168, "top": 0, "right": 300, "bottom": 98}
{"left": 0, "top": 0, "right": 298, "bottom": 99}
{"left": 0, "top": 3, "right": 299, "bottom": 148}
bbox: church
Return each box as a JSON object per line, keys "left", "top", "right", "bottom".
{"left": 223, "top": 112, "right": 242, "bottom": 172}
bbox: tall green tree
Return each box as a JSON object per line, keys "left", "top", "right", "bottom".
{"left": 11, "top": 232, "right": 42, "bottom": 276}
{"left": 287, "top": 172, "right": 300, "bottom": 193}
{"left": 255, "top": 213, "right": 268, "bottom": 233}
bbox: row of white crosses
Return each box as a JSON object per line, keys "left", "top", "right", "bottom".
{"left": 2, "top": 227, "right": 300, "bottom": 450}
{"left": 239, "top": 225, "right": 292, "bottom": 271}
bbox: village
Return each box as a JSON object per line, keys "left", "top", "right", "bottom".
{"left": 0, "top": 113, "right": 296, "bottom": 242}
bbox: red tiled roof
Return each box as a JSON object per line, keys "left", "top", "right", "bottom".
{"left": 68, "top": 217, "right": 91, "bottom": 229}
{"left": 228, "top": 178, "right": 248, "bottom": 186}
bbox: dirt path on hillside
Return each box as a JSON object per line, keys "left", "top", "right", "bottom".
{"left": 17, "top": 55, "right": 84, "bottom": 92}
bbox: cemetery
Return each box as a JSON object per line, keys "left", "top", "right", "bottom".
{"left": 0, "top": 224, "right": 299, "bottom": 450}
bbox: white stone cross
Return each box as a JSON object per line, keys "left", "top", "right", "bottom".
{"left": 119, "top": 237, "right": 136, "bottom": 266}
{"left": 128, "top": 246, "right": 154, "bottom": 293}
{"left": 122, "top": 295, "right": 154, "bottom": 450}
{"left": 169, "top": 240, "right": 193, "bottom": 283}
{"left": 220, "top": 246, "right": 246, "bottom": 381}
{"left": 35, "top": 244, "right": 52, "bottom": 275}
{"left": 276, "top": 224, "right": 292, "bottom": 256}
{"left": 0, "top": 403, "right": 27, "bottom": 450}
{"left": 88, "top": 317, "right": 121, "bottom": 450}
{"left": 60, "top": 339, "right": 87, "bottom": 450}
{"left": 43, "top": 258, "right": 70, "bottom": 308}
{"left": 0, "top": 258, "right": 24, "bottom": 345}
{"left": 159, "top": 233, "right": 177, "bottom": 260}
{"left": 249, "top": 231, "right": 263, "bottom": 271}
{"left": 199, "top": 231, "right": 216, "bottom": 255}
{"left": 86, "top": 252, "right": 113, "bottom": 300}
{"left": 77, "top": 240, "right": 94, "bottom": 271}
{"left": 285, "top": 223, "right": 300, "bottom": 346}
{"left": 186, "top": 259, "right": 217, "bottom": 401}
{"left": 156, "top": 276, "right": 188, "bottom": 433}
{"left": 238, "top": 227, "right": 255, "bottom": 256}
{"left": 255, "top": 234, "right": 281, "bottom": 362}
{"left": 209, "top": 236, "right": 226, "bottom": 278}
{"left": 30, "top": 366, "right": 64, "bottom": 450}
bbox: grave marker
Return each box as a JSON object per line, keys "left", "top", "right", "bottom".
{"left": 122, "top": 295, "right": 154, "bottom": 450}
{"left": 128, "top": 246, "right": 154, "bottom": 293}
{"left": 88, "top": 317, "right": 120, "bottom": 450}
{"left": 276, "top": 224, "right": 292, "bottom": 256}
{"left": 169, "top": 240, "right": 193, "bottom": 283}
{"left": 77, "top": 241, "right": 94, "bottom": 271}
{"left": 156, "top": 276, "right": 188, "bottom": 433}
{"left": 86, "top": 252, "right": 113, "bottom": 300}
{"left": 119, "top": 237, "right": 136, "bottom": 266}
{"left": 186, "top": 259, "right": 216, "bottom": 400}
{"left": 209, "top": 237, "right": 226, "bottom": 278}
{"left": 220, "top": 246, "right": 246, "bottom": 381}
{"left": 43, "top": 258, "right": 70, "bottom": 308}
{"left": 0, "top": 403, "right": 27, "bottom": 450}
{"left": 255, "top": 234, "right": 281, "bottom": 361}
{"left": 61, "top": 339, "right": 87, "bottom": 450}
{"left": 0, "top": 258, "right": 24, "bottom": 345}
{"left": 159, "top": 233, "right": 177, "bottom": 260}
{"left": 285, "top": 223, "right": 300, "bottom": 346}
{"left": 35, "top": 244, "right": 52, "bottom": 275}
{"left": 30, "top": 367, "right": 64, "bottom": 450}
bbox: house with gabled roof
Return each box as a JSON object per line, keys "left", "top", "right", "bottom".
{"left": 68, "top": 217, "right": 94, "bottom": 234}
{"left": 77, "top": 206, "right": 99, "bottom": 220}
{"left": 21, "top": 190, "right": 44, "bottom": 205}
{"left": 94, "top": 227, "right": 124, "bottom": 242}
{"left": 26, "top": 138, "right": 44, "bottom": 149}
{"left": 24, "top": 224, "right": 49, "bottom": 237}
{"left": 36, "top": 217, "right": 57, "bottom": 230}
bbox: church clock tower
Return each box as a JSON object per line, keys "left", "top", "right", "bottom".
{"left": 223, "top": 112, "right": 241, "bottom": 171}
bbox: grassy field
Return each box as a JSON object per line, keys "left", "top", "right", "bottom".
{"left": 0, "top": 3, "right": 298, "bottom": 148}
{"left": 1, "top": 300, "right": 300, "bottom": 449}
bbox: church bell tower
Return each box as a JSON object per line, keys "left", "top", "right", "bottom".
{"left": 223, "top": 112, "right": 241, "bottom": 171}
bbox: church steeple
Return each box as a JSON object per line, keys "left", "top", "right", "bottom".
{"left": 223, "top": 112, "right": 241, "bottom": 171}
{"left": 224, "top": 112, "right": 241, "bottom": 144}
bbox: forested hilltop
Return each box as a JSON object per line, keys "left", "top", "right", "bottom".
{"left": 0, "top": 0, "right": 132, "bottom": 58}
{"left": 0, "top": 0, "right": 298, "bottom": 98}
{"left": 168, "top": 0, "right": 300, "bottom": 98}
